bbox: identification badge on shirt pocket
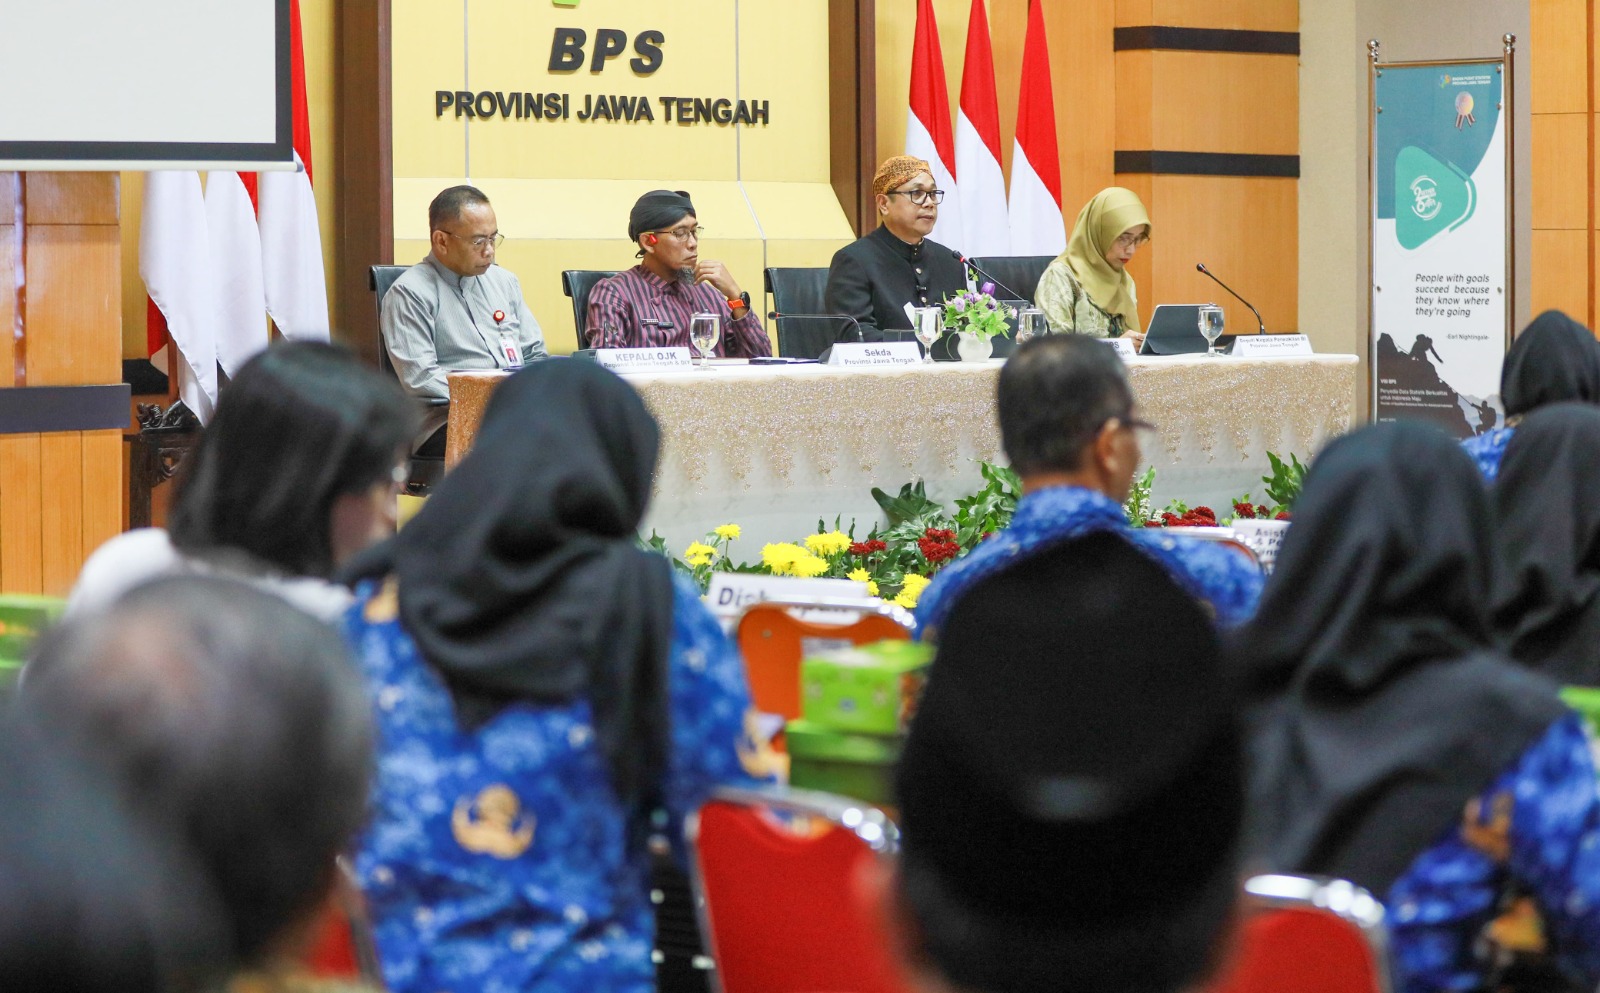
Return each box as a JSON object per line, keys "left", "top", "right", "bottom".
{"left": 493, "top": 309, "right": 523, "bottom": 369}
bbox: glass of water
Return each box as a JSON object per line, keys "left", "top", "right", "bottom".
{"left": 911, "top": 306, "right": 943, "bottom": 363}
{"left": 1198, "top": 304, "right": 1225, "bottom": 357}
{"left": 689, "top": 312, "right": 721, "bottom": 369}
{"left": 1017, "top": 307, "right": 1046, "bottom": 344}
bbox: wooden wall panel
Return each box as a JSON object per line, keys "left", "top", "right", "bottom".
{"left": 22, "top": 225, "right": 121, "bottom": 387}
{"left": 39, "top": 433, "right": 83, "bottom": 596}
{"left": 1531, "top": 228, "right": 1589, "bottom": 317}
{"left": 1142, "top": 176, "right": 1298, "bottom": 334}
{"left": 81, "top": 430, "right": 121, "bottom": 561}
{"left": 1115, "top": 51, "right": 1153, "bottom": 151}
{"left": 1532, "top": 113, "right": 1588, "bottom": 229}
{"left": 1118, "top": 0, "right": 1297, "bottom": 32}
{"left": 0, "top": 224, "right": 14, "bottom": 390}
{"left": 1533, "top": 0, "right": 1589, "bottom": 114}
{"left": 1043, "top": 1, "right": 1117, "bottom": 222}
{"left": 1147, "top": 52, "right": 1298, "bottom": 155}
{"left": 0, "top": 434, "right": 43, "bottom": 594}
{"left": 24, "top": 174, "right": 118, "bottom": 226}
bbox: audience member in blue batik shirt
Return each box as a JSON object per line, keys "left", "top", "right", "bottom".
{"left": 1493, "top": 404, "right": 1600, "bottom": 687}
{"left": 340, "top": 360, "right": 774, "bottom": 993}
{"left": 1463, "top": 309, "right": 1600, "bottom": 480}
{"left": 1237, "top": 421, "right": 1600, "bottom": 993}
{"left": 915, "top": 335, "right": 1262, "bottom": 640}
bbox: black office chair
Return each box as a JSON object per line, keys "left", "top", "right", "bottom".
{"left": 369, "top": 264, "right": 445, "bottom": 494}
{"left": 765, "top": 267, "right": 845, "bottom": 359}
{"left": 561, "top": 270, "right": 620, "bottom": 346}
{"left": 965, "top": 255, "right": 1055, "bottom": 303}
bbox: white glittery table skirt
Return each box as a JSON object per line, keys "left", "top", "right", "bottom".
{"left": 447, "top": 354, "right": 1358, "bottom": 552}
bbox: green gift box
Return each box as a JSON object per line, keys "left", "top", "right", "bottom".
{"left": 800, "top": 639, "right": 933, "bottom": 736}
{"left": 786, "top": 719, "right": 901, "bottom": 805}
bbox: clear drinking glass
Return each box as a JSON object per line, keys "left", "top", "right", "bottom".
{"left": 689, "top": 312, "right": 721, "bottom": 369}
{"left": 911, "top": 306, "right": 943, "bottom": 363}
{"left": 1198, "top": 304, "right": 1225, "bottom": 357}
{"left": 1017, "top": 308, "right": 1046, "bottom": 343}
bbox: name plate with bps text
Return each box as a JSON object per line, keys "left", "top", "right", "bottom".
{"left": 826, "top": 342, "right": 923, "bottom": 368}
{"left": 1230, "top": 334, "right": 1314, "bottom": 358}
{"left": 1101, "top": 337, "right": 1137, "bottom": 359}
{"left": 593, "top": 347, "right": 694, "bottom": 373}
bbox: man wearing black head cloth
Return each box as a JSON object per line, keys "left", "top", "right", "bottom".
{"left": 862, "top": 534, "right": 1246, "bottom": 993}
{"left": 584, "top": 190, "right": 772, "bottom": 357}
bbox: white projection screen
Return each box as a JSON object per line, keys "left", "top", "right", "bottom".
{"left": 0, "top": 0, "right": 292, "bottom": 170}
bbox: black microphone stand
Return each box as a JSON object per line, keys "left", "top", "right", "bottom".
{"left": 954, "top": 251, "right": 1031, "bottom": 304}
{"left": 1195, "top": 263, "right": 1266, "bottom": 335}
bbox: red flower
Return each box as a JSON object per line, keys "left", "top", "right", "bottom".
{"left": 1142, "top": 520, "right": 1163, "bottom": 528}
{"left": 1160, "top": 512, "right": 1182, "bottom": 526}
{"left": 923, "top": 527, "right": 956, "bottom": 542}
{"left": 1191, "top": 506, "right": 1217, "bottom": 523}
{"left": 1275, "top": 511, "right": 1291, "bottom": 521}
{"left": 850, "top": 539, "right": 888, "bottom": 556}
{"left": 1232, "top": 501, "right": 1257, "bottom": 519}
{"left": 981, "top": 530, "right": 995, "bottom": 541}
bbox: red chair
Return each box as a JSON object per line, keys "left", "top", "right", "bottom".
{"left": 1206, "top": 874, "right": 1390, "bottom": 993}
{"left": 689, "top": 785, "right": 912, "bottom": 993}
{"left": 735, "top": 599, "right": 914, "bottom": 725}
{"left": 300, "top": 857, "right": 384, "bottom": 987}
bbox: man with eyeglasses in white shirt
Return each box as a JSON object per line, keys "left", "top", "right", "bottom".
{"left": 381, "top": 185, "right": 548, "bottom": 458}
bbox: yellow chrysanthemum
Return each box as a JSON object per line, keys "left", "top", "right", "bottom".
{"left": 847, "top": 567, "right": 870, "bottom": 583}
{"left": 893, "top": 573, "right": 931, "bottom": 608}
{"left": 804, "top": 531, "right": 852, "bottom": 557}
{"left": 866, "top": 580, "right": 879, "bottom": 597}
{"left": 714, "top": 524, "right": 742, "bottom": 541}
{"left": 790, "top": 554, "right": 830, "bottom": 578}
{"left": 684, "top": 541, "right": 716, "bottom": 567}
{"left": 761, "top": 542, "right": 808, "bottom": 575}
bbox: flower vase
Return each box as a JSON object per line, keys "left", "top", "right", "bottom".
{"left": 955, "top": 332, "right": 993, "bottom": 362}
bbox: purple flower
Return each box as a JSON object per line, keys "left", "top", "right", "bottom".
{"left": 980, "top": 281, "right": 995, "bottom": 296}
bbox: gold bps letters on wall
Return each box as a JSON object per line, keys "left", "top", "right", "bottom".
{"left": 391, "top": 0, "right": 852, "bottom": 355}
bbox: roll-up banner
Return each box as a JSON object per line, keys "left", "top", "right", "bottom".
{"left": 1369, "top": 39, "right": 1514, "bottom": 437}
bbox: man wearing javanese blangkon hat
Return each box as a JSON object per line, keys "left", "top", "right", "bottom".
{"left": 822, "top": 155, "right": 968, "bottom": 345}
{"left": 582, "top": 190, "right": 772, "bottom": 357}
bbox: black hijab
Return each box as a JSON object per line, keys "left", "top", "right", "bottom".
{"left": 1501, "top": 310, "right": 1600, "bottom": 418}
{"left": 356, "top": 360, "right": 674, "bottom": 817}
{"left": 1236, "top": 422, "right": 1566, "bottom": 894}
{"left": 1493, "top": 403, "right": 1600, "bottom": 685}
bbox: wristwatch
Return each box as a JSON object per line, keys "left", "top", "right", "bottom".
{"left": 727, "top": 291, "right": 751, "bottom": 313}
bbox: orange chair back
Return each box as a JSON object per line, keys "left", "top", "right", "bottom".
{"left": 1206, "top": 877, "right": 1388, "bottom": 993}
{"left": 735, "top": 604, "right": 911, "bottom": 721}
{"left": 691, "top": 789, "right": 912, "bottom": 993}
{"left": 300, "top": 859, "right": 384, "bottom": 987}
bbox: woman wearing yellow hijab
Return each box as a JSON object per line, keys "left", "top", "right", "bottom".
{"left": 1035, "top": 188, "right": 1151, "bottom": 347}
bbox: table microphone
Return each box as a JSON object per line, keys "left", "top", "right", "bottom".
{"left": 1196, "top": 263, "right": 1266, "bottom": 335}
{"left": 952, "top": 251, "right": 1031, "bottom": 304}
{"left": 768, "top": 310, "right": 864, "bottom": 343}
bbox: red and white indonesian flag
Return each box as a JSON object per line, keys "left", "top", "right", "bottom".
{"left": 1008, "top": 0, "right": 1065, "bottom": 256}
{"left": 258, "top": 0, "right": 330, "bottom": 341}
{"left": 140, "top": 171, "right": 217, "bottom": 422}
{"left": 955, "top": 0, "right": 1009, "bottom": 257}
{"left": 906, "top": 0, "right": 963, "bottom": 250}
{"left": 205, "top": 172, "right": 267, "bottom": 377}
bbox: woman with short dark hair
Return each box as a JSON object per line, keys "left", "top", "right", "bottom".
{"left": 69, "top": 341, "right": 416, "bottom": 620}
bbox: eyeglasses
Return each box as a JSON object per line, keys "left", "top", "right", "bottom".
{"left": 887, "top": 189, "right": 945, "bottom": 206}
{"left": 1122, "top": 417, "right": 1159, "bottom": 452}
{"left": 650, "top": 225, "right": 704, "bottom": 242}
{"left": 440, "top": 230, "right": 505, "bottom": 252}
{"left": 1113, "top": 230, "right": 1149, "bottom": 250}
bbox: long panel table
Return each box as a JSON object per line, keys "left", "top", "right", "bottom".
{"left": 447, "top": 355, "right": 1358, "bottom": 552}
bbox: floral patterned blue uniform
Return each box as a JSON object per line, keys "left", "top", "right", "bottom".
{"left": 915, "top": 485, "right": 1263, "bottom": 636}
{"left": 1461, "top": 427, "right": 1514, "bottom": 481}
{"left": 343, "top": 574, "right": 767, "bottom": 993}
{"left": 1387, "top": 713, "right": 1600, "bottom": 993}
